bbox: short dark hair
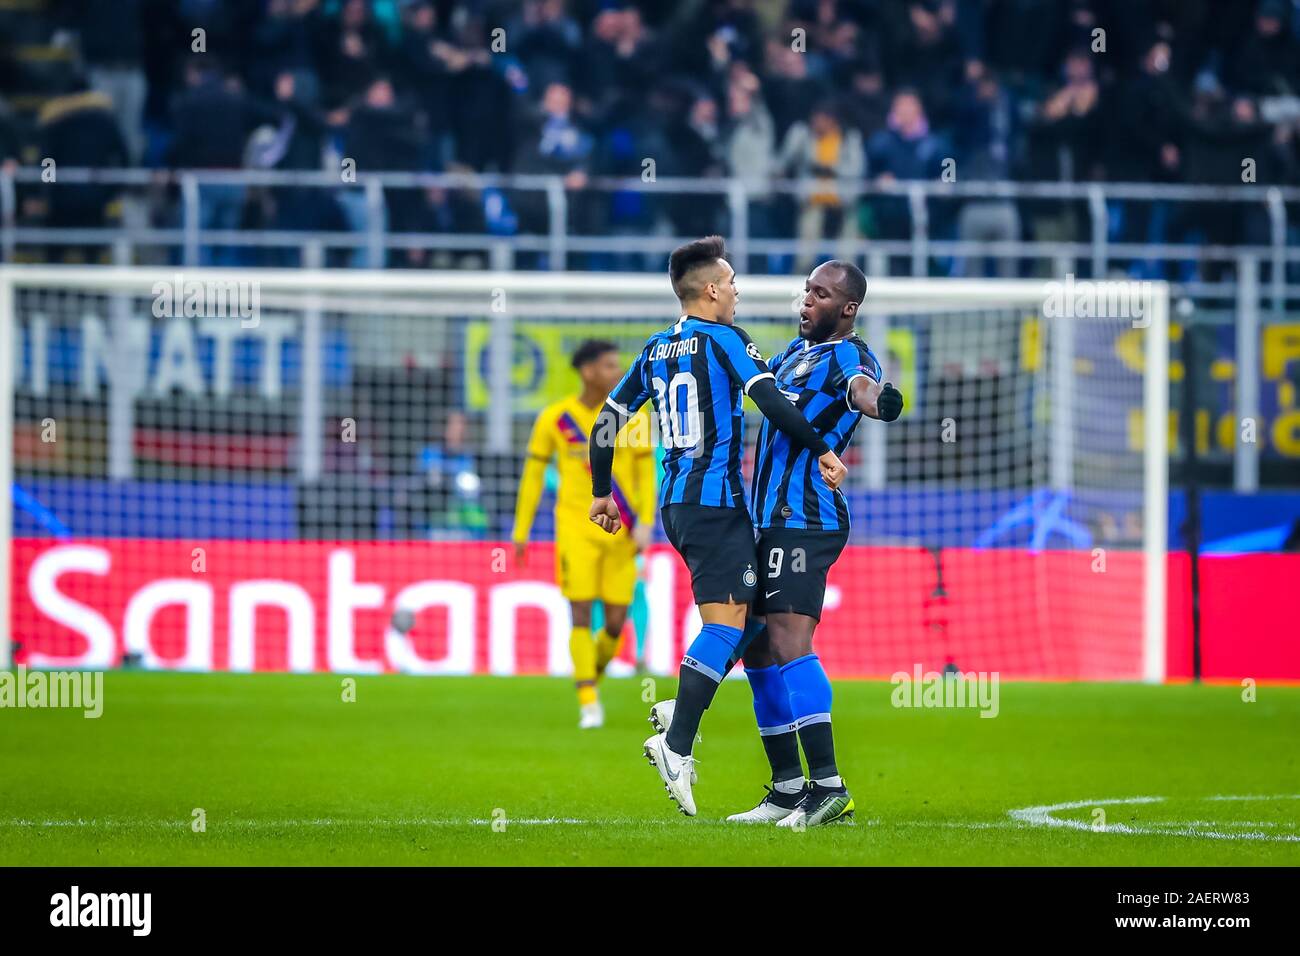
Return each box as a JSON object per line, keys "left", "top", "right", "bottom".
{"left": 822, "top": 259, "right": 867, "bottom": 306}
{"left": 668, "top": 235, "right": 728, "bottom": 300}
{"left": 572, "top": 339, "right": 618, "bottom": 370}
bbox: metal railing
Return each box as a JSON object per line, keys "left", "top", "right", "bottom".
{"left": 3, "top": 168, "right": 1298, "bottom": 297}
{"left": 3, "top": 167, "right": 1298, "bottom": 499}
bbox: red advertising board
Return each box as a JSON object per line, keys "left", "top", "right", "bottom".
{"left": 9, "top": 539, "right": 1297, "bottom": 679}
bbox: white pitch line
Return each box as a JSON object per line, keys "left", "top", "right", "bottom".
{"left": 1146, "top": 820, "right": 1297, "bottom": 828}
{"left": 0, "top": 816, "right": 1018, "bottom": 831}
{"left": 1007, "top": 795, "right": 1300, "bottom": 843}
{"left": 4, "top": 796, "right": 1297, "bottom": 841}
{"left": 0, "top": 817, "right": 597, "bottom": 829}
{"left": 1204, "top": 794, "right": 1300, "bottom": 801}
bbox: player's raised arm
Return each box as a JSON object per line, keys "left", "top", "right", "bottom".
{"left": 714, "top": 324, "right": 848, "bottom": 489}
{"left": 848, "top": 369, "right": 904, "bottom": 422}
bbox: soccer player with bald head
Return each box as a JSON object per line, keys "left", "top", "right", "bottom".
{"left": 728, "top": 259, "right": 903, "bottom": 827}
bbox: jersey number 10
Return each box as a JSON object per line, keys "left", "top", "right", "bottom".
{"left": 652, "top": 372, "right": 701, "bottom": 450}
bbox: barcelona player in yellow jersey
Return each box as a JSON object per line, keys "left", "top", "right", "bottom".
{"left": 513, "top": 340, "right": 657, "bottom": 729}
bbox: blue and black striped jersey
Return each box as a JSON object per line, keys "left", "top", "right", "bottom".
{"left": 750, "top": 334, "right": 882, "bottom": 531}
{"left": 607, "top": 315, "right": 774, "bottom": 509}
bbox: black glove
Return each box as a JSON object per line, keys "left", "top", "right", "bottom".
{"left": 878, "top": 382, "right": 904, "bottom": 422}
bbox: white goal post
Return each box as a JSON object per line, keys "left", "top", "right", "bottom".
{"left": 0, "top": 266, "right": 1168, "bottom": 681}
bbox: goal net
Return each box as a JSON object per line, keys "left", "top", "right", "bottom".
{"left": 1, "top": 267, "right": 1168, "bottom": 681}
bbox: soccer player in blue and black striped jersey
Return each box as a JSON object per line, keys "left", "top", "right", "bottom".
{"left": 728, "top": 259, "right": 904, "bottom": 828}
{"left": 588, "top": 236, "right": 847, "bottom": 816}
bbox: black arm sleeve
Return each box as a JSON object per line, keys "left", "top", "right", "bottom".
{"left": 748, "top": 378, "right": 832, "bottom": 457}
{"left": 589, "top": 404, "right": 626, "bottom": 498}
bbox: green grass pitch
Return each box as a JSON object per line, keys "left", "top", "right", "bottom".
{"left": 1, "top": 672, "right": 1297, "bottom": 866}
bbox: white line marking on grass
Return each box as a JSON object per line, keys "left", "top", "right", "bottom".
{"left": 0, "top": 817, "right": 597, "bottom": 829}
{"left": 861, "top": 819, "right": 1018, "bottom": 831}
{"left": 1008, "top": 796, "right": 1300, "bottom": 842}
{"left": 1204, "top": 793, "right": 1300, "bottom": 801}
{"left": 0, "top": 816, "right": 1017, "bottom": 831}
{"left": 6, "top": 797, "right": 1295, "bottom": 840}
{"left": 1157, "top": 820, "right": 1298, "bottom": 828}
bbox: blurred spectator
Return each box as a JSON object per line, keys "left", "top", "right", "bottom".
{"left": 1029, "top": 49, "right": 1105, "bottom": 182}
{"left": 169, "top": 58, "right": 283, "bottom": 265}
{"left": 868, "top": 89, "right": 949, "bottom": 180}
{"left": 950, "top": 64, "right": 1019, "bottom": 278}
{"left": 68, "top": 0, "right": 147, "bottom": 164}
{"left": 257, "top": 69, "right": 343, "bottom": 266}
{"left": 509, "top": 0, "right": 584, "bottom": 94}
{"left": 1022, "top": 48, "right": 1105, "bottom": 266}
{"left": 792, "top": 0, "right": 878, "bottom": 91}
{"left": 35, "top": 76, "right": 129, "bottom": 261}
{"left": 980, "top": 0, "right": 1065, "bottom": 88}
{"left": 247, "top": 0, "right": 325, "bottom": 98}
{"left": 725, "top": 65, "right": 783, "bottom": 273}
{"left": 1226, "top": 0, "right": 1300, "bottom": 97}
{"left": 417, "top": 410, "right": 488, "bottom": 538}
{"left": 513, "top": 80, "right": 591, "bottom": 184}
{"left": 778, "top": 103, "right": 863, "bottom": 272}
{"left": 397, "top": 0, "right": 455, "bottom": 166}
{"left": 1108, "top": 39, "right": 1186, "bottom": 277}
{"left": 867, "top": 89, "right": 949, "bottom": 241}
{"left": 660, "top": 89, "right": 728, "bottom": 239}
{"left": 682, "top": 0, "right": 765, "bottom": 83}
{"left": 882, "top": 0, "right": 963, "bottom": 126}
{"left": 337, "top": 76, "right": 428, "bottom": 268}
{"left": 430, "top": 12, "right": 521, "bottom": 171}
{"left": 762, "top": 32, "right": 828, "bottom": 140}
{"left": 318, "top": 0, "right": 390, "bottom": 108}
{"left": 580, "top": 5, "right": 660, "bottom": 129}
{"left": 1178, "top": 87, "right": 1294, "bottom": 280}
{"left": 512, "top": 80, "right": 593, "bottom": 266}
{"left": 840, "top": 57, "right": 890, "bottom": 140}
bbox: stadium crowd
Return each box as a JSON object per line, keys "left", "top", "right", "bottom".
{"left": 3, "top": 0, "right": 1300, "bottom": 274}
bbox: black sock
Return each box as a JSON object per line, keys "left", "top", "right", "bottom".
{"left": 797, "top": 721, "right": 839, "bottom": 781}
{"left": 665, "top": 667, "right": 719, "bottom": 756}
{"left": 761, "top": 731, "right": 803, "bottom": 784}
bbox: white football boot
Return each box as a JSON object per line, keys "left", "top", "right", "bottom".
{"left": 776, "top": 781, "right": 855, "bottom": 828}
{"left": 642, "top": 732, "right": 696, "bottom": 816}
{"left": 646, "top": 699, "right": 696, "bottom": 784}
{"left": 648, "top": 698, "right": 676, "bottom": 734}
{"left": 725, "top": 783, "right": 807, "bottom": 823}
{"left": 578, "top": 701, "right": 604, "bottom": 729}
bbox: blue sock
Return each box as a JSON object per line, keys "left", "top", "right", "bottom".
{"left": 747, "top": 664, "right": 802, "bottom": 782}
{"left": 748, "top": 665, "right": 795, "bottom": 731}
{"left": 682, "top": 622, "right": 742, "bottom": 682}
{"left": 665, "top": 623, "right": 742, "bottom": 755}
{"left": 725, "top": 618, "right": 766, "bottom": 675}
{"left": 781, "top": 653, "right": 833, "bottom": 722}
{"left": 780, "top": 654, "right": 838, "bottom": 780}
